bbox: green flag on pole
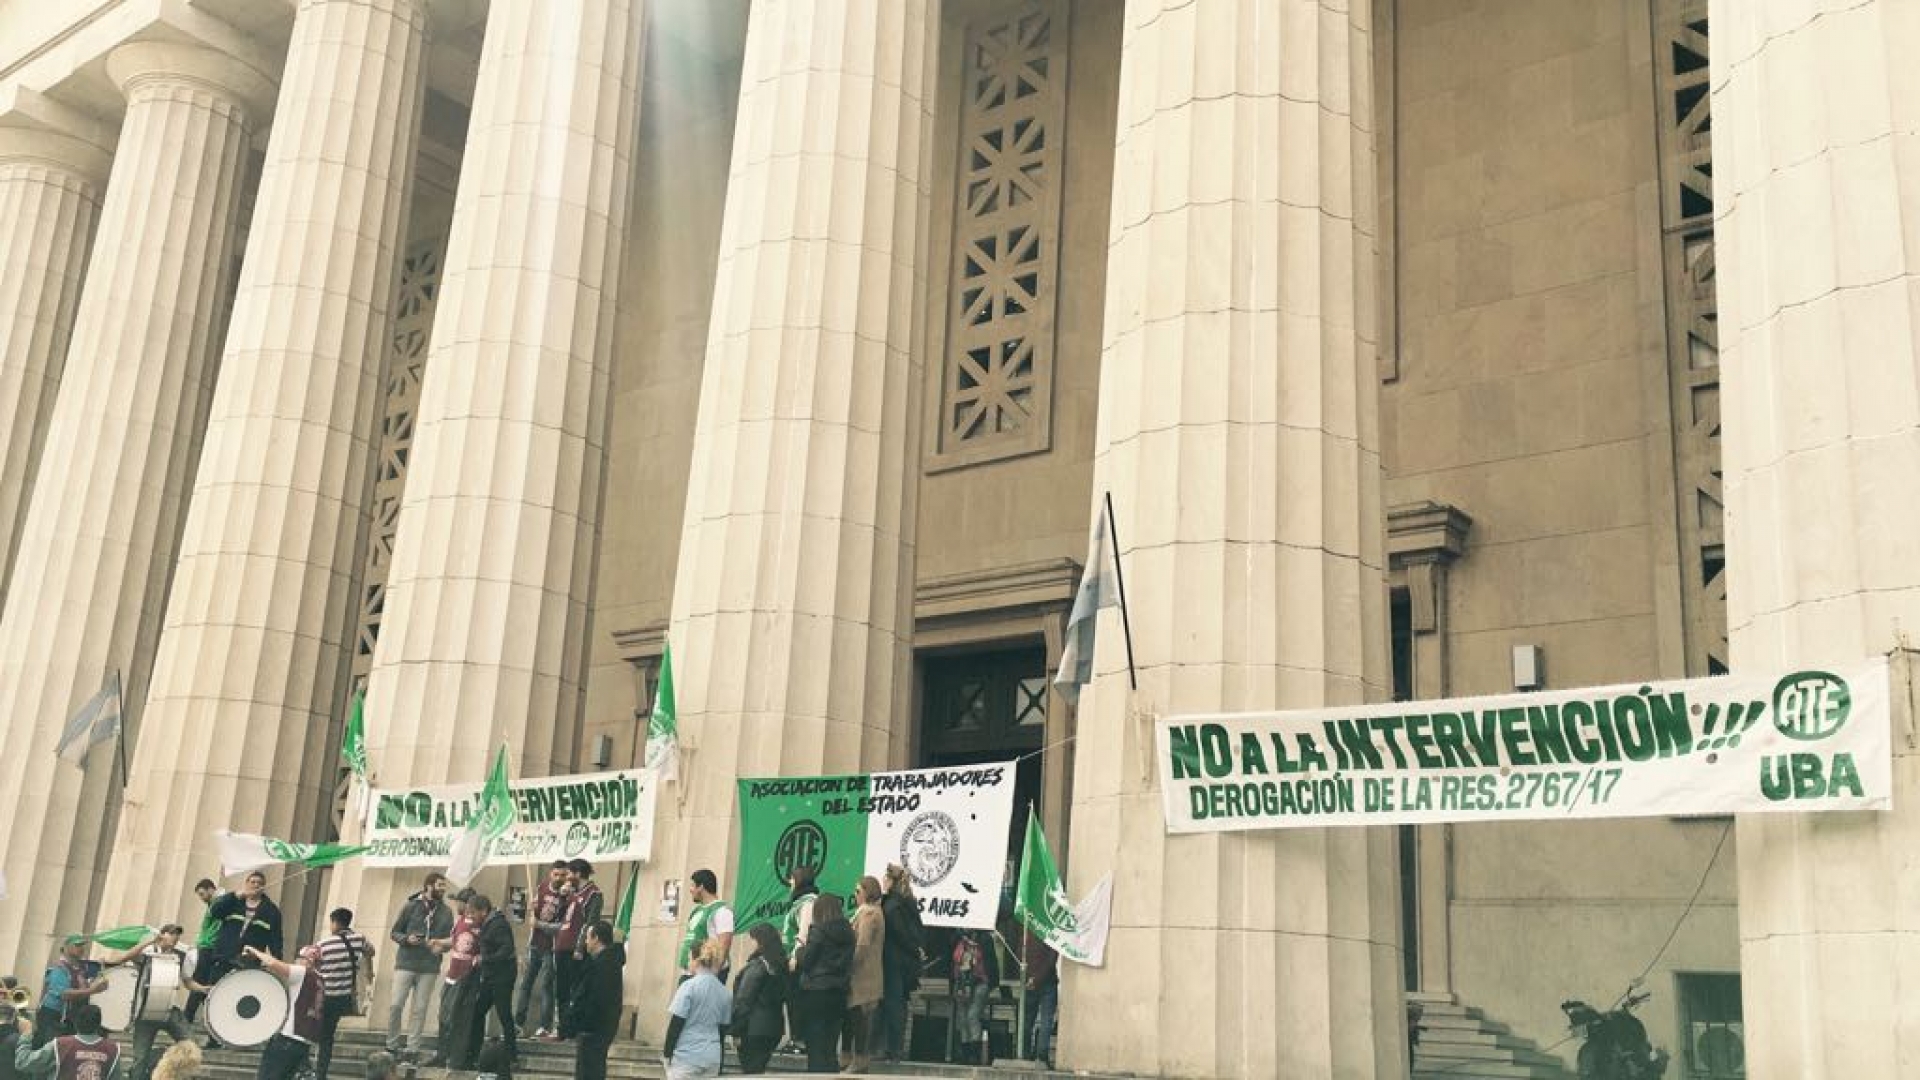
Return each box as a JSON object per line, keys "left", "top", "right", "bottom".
{"left": 341, "top": 691, "right": 368, "bottom": 781}
{"left": 614, "top": 870, "right": 639, "bottom": 939}
{"left": 83, "top": 924, "right": 160, "bottom": 951}
{"left": 1013, "top": 812, "right": 1112, "bottom": 966}
{"left": 447, "top": 744, "right": 517, "bottom": 887}
{"left": 644, "top": 642, "right": 679, "bottom": 783}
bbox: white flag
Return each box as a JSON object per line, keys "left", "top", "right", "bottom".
{"left": 56, "top": 670, "right": 122, "bottom": 766}
{"left": 1054, "top": 511, "right": 1120, "bottom": 705}
{"left": 213, "top": 830, "right": 369, "bottom": 878}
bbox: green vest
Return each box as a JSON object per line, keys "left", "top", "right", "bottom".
{"left": 781, "top": 892, "right": 817, "bottom": 952}
{"left": 677, "top": 900, "right": 730, "bottom": 969}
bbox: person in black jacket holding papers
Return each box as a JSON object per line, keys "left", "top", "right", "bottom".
{"left": 455, "top": 896, "right": 517, "bottom": 1069}
{"left": 566, "top": 922, "right": 623, "bottom": 1080}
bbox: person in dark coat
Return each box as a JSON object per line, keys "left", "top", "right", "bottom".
{"left": 730, "top": 924, "right": 787, "bottom": 1074}
{"left": 792, "top": 895, "right": 853, "bottom": 1074}
{"left": 877, "top": 865, "right": 924, "bottom": 1062}
{"left": 455, "top": 895, "right": 517, "bottom": 1068}
{"left": 566, "top": 922, "right": 624, "bottom": 1080}
{"left": 209, "top": 872, "right": 284, "bottom": 965}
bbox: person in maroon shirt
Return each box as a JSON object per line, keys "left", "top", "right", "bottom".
{"left": 423, "top": 890, "right": 478, "bottom": 1068}
{"left": 547, "top": 860, "right": 602, "bottom": 1041}
{"left": 514, "top": 861, "right": 568, "bottom": 1037}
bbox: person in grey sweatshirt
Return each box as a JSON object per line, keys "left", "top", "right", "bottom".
{"left": 386, "top": 873, "right": 452, "bottom": 1054}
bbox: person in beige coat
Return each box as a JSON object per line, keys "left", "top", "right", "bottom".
{"left": 842, "top": 876, "right": 887, "bottom": 1072}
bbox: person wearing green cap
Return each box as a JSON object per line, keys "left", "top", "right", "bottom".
{"left": 33, "top": 939, "right": 104, "bottom": 1049}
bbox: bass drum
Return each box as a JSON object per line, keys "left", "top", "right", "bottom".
{"left": 94, "top": 966, "right": 140, "bottom": 1032}
{"left": 136, "top": 953, "right": 185, "bottom": 1023}
{"left": 205, "top": 967, "right": 287, "bottom": 1049}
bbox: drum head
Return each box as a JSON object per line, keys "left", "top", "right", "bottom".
{"left": 137, "top": 954, "right": 184, "bottom": 1023}
{"left": 206, "top": 967, "right": 287, "bottom": 1049}
{"left": 95, "top": 967, "right": 139, "bottom": 1032}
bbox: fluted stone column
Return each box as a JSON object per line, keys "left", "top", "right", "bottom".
{"left": 1712, "top": 3, "right": 1920, "bottom": 1076}
{"left": 94, "top": 0, "right": 427, "bottom": 941}
{"left": 0, "top": 128, "right": 107, "bottom": 606}
{"left": 1060, "top": 2, "right": 1403, "bottom": 1077}
{"left": 628, "top": 0, "right": 940, "bottom": 1022}
{"left": 0, "top": 42, "right": 268, "bottom": 976}
{"left": 321, "top": 0, "right": 644, "bottom": 958}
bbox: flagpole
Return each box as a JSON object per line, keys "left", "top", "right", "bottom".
{"left": 113, "top": 668, "right": 127, "bottom": 789}
{"left": 1103, "top": 492, "right": 1138, "bottom": 691}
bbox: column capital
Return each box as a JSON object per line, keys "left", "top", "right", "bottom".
{"left": 106, "top": 40, "right": 277, "bottom": 124}
{"left": 0, "top": 127, "right": 110, "bottom": 186}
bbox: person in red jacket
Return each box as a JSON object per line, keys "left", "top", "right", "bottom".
{"left": 514, "top": 861, "right": 568, "bottom": 1037}
{"left": 547, "top": 860, "right": 601, "bottom": 1041}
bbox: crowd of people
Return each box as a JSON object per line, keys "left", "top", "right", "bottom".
{"left": 4, "top": 855, "right": 1063, "bottom": 1080}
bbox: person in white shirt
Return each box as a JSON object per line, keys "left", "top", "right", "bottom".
{"left": 240, "top": 946, "right": 327, "bottom": 1080}
{"left": 97, "top": 925, "right": 202, "bottom": 1080}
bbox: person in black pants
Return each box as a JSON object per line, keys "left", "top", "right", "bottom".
{"left": 456, "top": 895, "right": 518, "bottom": 1068}
{"left": 793, "top": 894, "right": 854, "bottom": 1074}
{"left": 550, "top": 859, "right": 602, "bottom": 1041}
{"left": 567, "top": 922, "right": 624, "bottom": 1080}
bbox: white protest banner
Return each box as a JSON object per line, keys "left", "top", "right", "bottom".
{"left": 734, "top": 762, "right": 1018, "bottom": 931}
{"left": 1158, "top": 659, "right": 1893, "bottom": 832}
{"left": 365, "top": 767, "right": 657, "bottom": 867}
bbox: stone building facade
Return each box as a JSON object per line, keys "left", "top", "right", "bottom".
{"left": 0, "top": 1, "right": 1913, "bottom": 1077}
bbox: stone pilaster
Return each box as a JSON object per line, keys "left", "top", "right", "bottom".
{"left": 628, "top": 0, "right": 940, "bottom": 1023}
{"left": 0, "top": 42, "right": 268, "bottom": 976}
{"left": 95, "top": 0, "right": 427, "bottom": 942}
{"left": 0, "top": 128, "right": 106, "bottom": 606}
{"left": 321, "top": 0, "right": 643, "bottom": 955}
{"left": 1711, "top": 2, "right": 1920, "bottom": 1075}
{"left": 1059, "top": 1, "right": 1404, "bottom": 1077}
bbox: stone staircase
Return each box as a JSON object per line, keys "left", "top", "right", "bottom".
{"left": 1410, "top": 992, "right": 1579, "bottom": 1080}
{"left": 196, "top": 1029, "right": 1087, "bottom": 1079}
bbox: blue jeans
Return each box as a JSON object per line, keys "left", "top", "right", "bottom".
{"left": 513, "top": 948, "right": 555, "bottom": 1030}
{"left": 1024, "top": 983, "right": 1057, "bottom": 1064}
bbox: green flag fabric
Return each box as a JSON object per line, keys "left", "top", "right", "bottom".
{"left": 1013, "top": 812, "right": 1111, "bottom": 966}
{"left": 447, "top": 744, "right": 517, "bottom": 887}
{"left": 83, "top": 924, "right": 159, "bottom": 951}
{"left": 614, "top": 869, "right": 638, "bottom": 938}
{"left": 644, "top": 643, "right": 678, "bottom": 783}
{"left": 734, "top": 775, "right": 871, "bottom": 933}
{"left": 342, "top": 691, "right": 368, "bottom": 781}
{"left": 215, "top": 829, "right": 370, "bottom": 878}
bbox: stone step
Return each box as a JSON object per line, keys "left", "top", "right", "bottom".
{"left": 1411, "top": 1059, "right": 1572, "bottom": 1080}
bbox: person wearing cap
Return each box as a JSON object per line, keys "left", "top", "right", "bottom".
{"left": 33, "top": 937, "right": 105, "bottom": 1048}
{"left": 239, "top": 945, "right": 326, "bottom": 1080}
{"left": 97, "top": 926, "right": 203, "bottom": 1080}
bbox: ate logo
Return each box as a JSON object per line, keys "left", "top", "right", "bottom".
{"left": 774, "top": 820, "right": 827, "bottom": 884}
{"left": 564, "top": 822, "right": 591, "bottom": 857}
{"left": 1772, "top": 672, "right": 1852, "bottom": 741}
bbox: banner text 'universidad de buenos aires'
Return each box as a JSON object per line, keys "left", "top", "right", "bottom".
{"left": 1158, "top": 660, "right": 1892, "bottom": 832}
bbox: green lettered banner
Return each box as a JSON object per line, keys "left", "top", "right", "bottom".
{"left": 1158, "top": 659, "right": 1894, "bottom": 832}
{"left": 736, "top": 763, "right": 1016, "bottom": 931}
{"left": 364, "top": 768, "right": 656, "bottom": 866}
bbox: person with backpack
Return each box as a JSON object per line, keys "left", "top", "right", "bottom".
{"left": 311, "top": 909, "right": 375, "bottom": 1080}
{"left": 729, "top": 925, "right": 787, "bottom": 1074}
{"left": 950, "top": 929, "right": 998, "bottom": 1066}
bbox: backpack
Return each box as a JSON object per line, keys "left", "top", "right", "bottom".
{"left": 952, "top": 935, "right": 985, "bottom": 993}
{"left": 342, "top": 934, "right": 375, "bottom": 1017}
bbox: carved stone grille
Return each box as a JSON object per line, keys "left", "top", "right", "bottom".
{"left": 933, "top": 0, "right": 1069, "bottom": 468}
{"left": 332, "top": 234, "right": 445, "bottom": 828}
{"left": 1653, "top": 0, "right": 1726, "bottom": 675}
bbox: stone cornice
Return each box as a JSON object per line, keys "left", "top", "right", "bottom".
{"left": 915, "top": 558, "right": 1079, "bottom": 625}
{"left": 1388, "top": 500, "right": 1472, "bottom": 566}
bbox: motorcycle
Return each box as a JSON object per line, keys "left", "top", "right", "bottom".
{"left": 1561, "top": 988, "right": 1670, "bottom": 1080}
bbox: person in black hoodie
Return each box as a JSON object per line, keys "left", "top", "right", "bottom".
{"left": 454, "top": 895, "right": 517, "bottom": 1069}
{"left": 792, "top": 894, "right": 853, "bottom": 1074}
{"left": 567, "top": 921, "right": 624, "bottom": 1080}
{"left": 730, "top": 924, "right": 787, "bottom": 1074}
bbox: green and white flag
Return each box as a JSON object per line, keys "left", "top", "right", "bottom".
{"left": 1013, "top": 813, "right": 1111, "bottom": 967}
{"left": 613, "top": 870, "right": 638, "bottom": 939}
{"left": 644, "top": 643, "right": 679, "bottom": 783}
{"left": 82, "top": 924, "right": 161, "bottom": 951}
{"left": 446, "top": 744, "right": 517, "bottom": 887}
{"left": 214, "top": 829, "right": 370, "bottom": 878}
{"left": 342, "top": 691, "right": 369, "bottom": 782}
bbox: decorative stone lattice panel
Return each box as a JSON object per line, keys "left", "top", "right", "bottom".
{"left": 1653, "top": 0, "right": 1726, "bottom": 675}
{"left": 932, "top": 0, "right": 1069, "bottom": 468}
{"left": 334, "top": 234, "right": 443, "bottom": 829}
